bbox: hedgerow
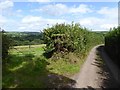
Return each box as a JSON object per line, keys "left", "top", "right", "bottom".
{"left": 43, "top": 22, "right": 104, "bottom": 59}
{"left": 105, "top": 26, "right": 120, "bottom": 68}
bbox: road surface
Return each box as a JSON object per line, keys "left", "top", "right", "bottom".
{"left": 72, "top": 45, "right": 119, "bottom": 89}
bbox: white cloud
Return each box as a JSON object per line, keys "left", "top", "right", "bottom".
{"left": 79, "top": 16, "right": 117, "bottom": 31}
{"left": 97, "top": 7, "right": 118, "bottom": 19}
{"left": 1, "top": 2, "right": 118, "bottom": 32}
{"left": 78, "top": 6, "right": 118, "bottom": 31}
{"left": 69, "top": 4, "right": 93, "bottom": 13}
{"left": 19, "top": 15, "right": 68, "bottom": 31}
{"left": 12, "top": 0, "right": 119, "bottom": 2}
{"left": 0, "top": 0, "right": 13, "bottom": 10}
{"left": 100, "top": 24, "right": 117, "bottom": 30}
{"left": 21, "top": 16, "right": 42, "bottom": 23}
{"left": 27, "top": 0, "right": 51, "bottom": 2}
{"left": 0, "top": 15, "right": 7, "bottom": 26}
{"left": 79, "top": 17, "right": 104, "bottom": 26}
{"left": 35, "top": 4, "right": 68, "bottom": 16}
{"left": 33, "top": 3, "right": 92, "bottom": 16}
{"left": 96, "top": 7, "right": 118, "bottom": 30}
{"left": 16, "top": 9, "right": 22, "bottom": 13}
{"left": 0, "top": 14, "right": 18, "bottom": 31}
{"left": 14, "top": 10, "right": 24, "bottom": 17}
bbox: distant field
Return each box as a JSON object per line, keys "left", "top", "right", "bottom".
{"left": 13, "top": 44, "right": 45, "bottom": 48}
{"left": 9, "top": 44, "right": 46, "bottom": 56}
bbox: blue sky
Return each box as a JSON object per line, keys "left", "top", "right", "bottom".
{"left": 0, "top": 0, "right": 119, "bottom": 32}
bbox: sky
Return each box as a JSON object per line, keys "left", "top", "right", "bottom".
{"left": 0, "top": 0, "right": 119, "bottom": 32}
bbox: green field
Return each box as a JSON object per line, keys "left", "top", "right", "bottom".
{"left": 3, "top": 44, "right": 84, "bottom": 88}
{"left": 9, "top": 44, "right": 45, "bottom": 56}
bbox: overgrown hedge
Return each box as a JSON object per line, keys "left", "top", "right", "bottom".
{"left": 105, "top": 26, "right": 120, "bottom": 68}
{"left": 43, "top": 22, "right": 104, "bottom": 58}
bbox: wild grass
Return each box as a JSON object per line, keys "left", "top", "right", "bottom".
{"left": 47, "top": 52, "right": 85, "bottom": 77}
{"left": 3, "top": 44, "right": 87, "bottom": 88}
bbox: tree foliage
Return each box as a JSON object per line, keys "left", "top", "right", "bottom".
{"left": 2, "top": 30, "right": 13, "bottom": 61}
{"left": 6, "top": 32, "right": 44, "bottom": 46}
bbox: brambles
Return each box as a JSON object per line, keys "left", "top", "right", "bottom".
{"left": 105, "top": 26, "right": 120, "bottom": 68}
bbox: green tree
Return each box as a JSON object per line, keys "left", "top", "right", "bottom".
{"left": 2, "top": 30, "right": 13, "bottom": 63}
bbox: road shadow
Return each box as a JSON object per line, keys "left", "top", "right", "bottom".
{"left": 79, "top": 86, "right": 98, "bottom": 90}
{"left": 92, "top": 45, "right": 119, "bottom": 89}
{"left": 3, "top": 53, "right": 76, "bottom": 89}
